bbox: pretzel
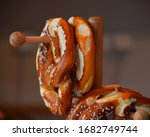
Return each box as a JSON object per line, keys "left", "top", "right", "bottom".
{"left": 36, "top": 18, "right": 75, "bottom": 115}
{"left": 68, "top": 17, "right": 95, "bottom": 96}
{"left": 66, "top": 85, "right": 150, "bottom": 120}
{"left": 9, "top": 16, "right": 150, "bottom": 120}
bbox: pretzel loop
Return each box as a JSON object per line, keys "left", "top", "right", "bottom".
{"left": 68, "top": 17, "right": 95, "bottom": 95}
{"left": 66, "top": 85, "right": 150, "bottom": 120}
{"left": 36, "top": 18, "right": 75, "bottom": 115}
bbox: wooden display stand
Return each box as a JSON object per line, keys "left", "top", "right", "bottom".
{"left": 9, "top": 17, "right": 150, "bottom": 120}
{"left": 9, "top": 16, "right": 104, "bottom": 89}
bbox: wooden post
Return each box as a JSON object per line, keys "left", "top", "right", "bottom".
{"left": 88, "top": 16, "right": 104, "bottom": 88}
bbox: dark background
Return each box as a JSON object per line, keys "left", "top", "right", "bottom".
{"left": 0, "top": 0, "right": 150, "bottom": 119}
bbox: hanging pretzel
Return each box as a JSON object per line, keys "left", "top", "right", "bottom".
{"left": 68, "top": 17, "right": 95, "bottom": 96}
{"left": 36, "top": 18, "right": 75, "bottom": 115}
{"left": 9, "top": 16, "right": 150, "bottom": 120}
{"left": 66, "top": 85, "right": 150, "bottom": 120}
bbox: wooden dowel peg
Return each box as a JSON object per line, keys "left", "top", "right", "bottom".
{"left": 9, "top": 31, "right": 51, "bottom": 48}
{"left": 130, "top": 110, "right": 150, "bottom": 120}
{"left": 88, "top": 16, "right": 104, "bottom": 89}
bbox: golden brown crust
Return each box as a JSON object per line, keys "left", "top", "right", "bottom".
{"left": 66, "top": 85, "right": 150, "bottom": 120}
{"left": 68, "top": 16, "right": 95, "bottom": 95}
{"left": 43, "top": 76, "right": 72, "bottom": 115}
{"left": 49, "top": 18, "right": 76, "bottom": 86}
{"left": 36, "top": 18, "right": 75, "bottom": 115}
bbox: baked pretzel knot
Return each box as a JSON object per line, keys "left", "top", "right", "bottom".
{"left": 36, "top": 18, "right": 75, "bottom": 115}
{"left": 67, "top": 85, "right": 150, "bottom": 120}
{"left": 68, "top": 17, "right": 95, "bottom": 96}
{"left": 36, "top": 17, "right": 150, "bottom": 119}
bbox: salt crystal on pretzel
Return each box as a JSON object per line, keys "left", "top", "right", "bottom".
{"left": 66, "top": 85, "right": 150, "bottom": 120}
{"left": 36, "top": 18, "right": 75, "bottom": 115}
